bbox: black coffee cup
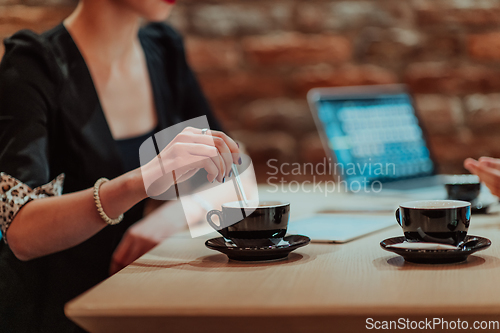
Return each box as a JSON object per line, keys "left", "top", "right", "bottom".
{"left": 395, "top": 200, "right": 471, "bottom": 246}
{"left": 445, "top": 175, "right": 481, "bottom": 203}
{"left": 207, "top": 201, "right": 290, "bottom": 247}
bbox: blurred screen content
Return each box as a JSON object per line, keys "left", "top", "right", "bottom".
{"left": 316, "top": 93, "right": 434, "bottom": 185}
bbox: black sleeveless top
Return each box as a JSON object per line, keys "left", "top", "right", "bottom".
{"left": 0, "top": 23, "right": 221, "bottom": 332}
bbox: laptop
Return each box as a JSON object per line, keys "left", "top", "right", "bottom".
{"left": 288, "top": 84, "right": 438, "bottom": 243}
{"left": 307, "top": 84, "right": 444, "bottom": 194}
{"left": 299, "top": 84, "right": 495, "bottom": 242}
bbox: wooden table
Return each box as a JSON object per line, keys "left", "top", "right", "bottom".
{"left": 65, "top": 186, "right": 500, "bottom": 332}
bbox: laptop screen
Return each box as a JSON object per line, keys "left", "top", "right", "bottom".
{"left": 314, "top": 92, "right": 434, "bottom": 185}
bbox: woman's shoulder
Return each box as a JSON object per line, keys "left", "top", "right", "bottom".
{"left": 1, "top": 26, "right": 66, "bottom": 86}
{"left": 3, "top": 29, "right": 48, "bottom": 67}
{"left": 3, "top": 25, "right": 65, "bottom": 63}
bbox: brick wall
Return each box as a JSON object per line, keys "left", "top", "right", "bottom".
{"left": 2, "top": 0, "right": 500, "bottom": 181}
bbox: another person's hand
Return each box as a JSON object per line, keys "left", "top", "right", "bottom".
{"left": 464, "top": 157, "right": 500, "bottom": 197}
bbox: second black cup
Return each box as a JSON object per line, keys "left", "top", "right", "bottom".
{"left": 445, "top": 174, "right": 481, "bottom": 203}
{"left": 207, "top": 201, "right": 290, "bottom": 247}
{"left": 395, "top": 200, "right": 471, "bottom": 246}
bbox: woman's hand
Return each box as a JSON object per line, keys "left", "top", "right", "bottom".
{"left": 109, "top": 198, "right": 204, "bottom": 275}
{"left": 110, "top": 127, "right": 240, "bottom": 274}
{"left": 141, "top": 127, "right": 240, "bottom": 197}
{"left": 464, "top": 157, "right": 500, "bottom": 197}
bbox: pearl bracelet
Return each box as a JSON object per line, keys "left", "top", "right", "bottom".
{"left": 93, "top": 178, "right": 124, "bottom": 226}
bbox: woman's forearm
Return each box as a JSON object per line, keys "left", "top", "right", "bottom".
{"left": 6, "top": 169, "right": 147, "bottom": 261}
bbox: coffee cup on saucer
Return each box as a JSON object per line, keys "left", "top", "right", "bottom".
{"left": 395, "top": 200, "right": 471, "bottom": 246}
{"left": 444, "top": 174, "right": 481, "bottom": 203}
{"left": 206, "top": 201, "right": 290, "bottom": 248}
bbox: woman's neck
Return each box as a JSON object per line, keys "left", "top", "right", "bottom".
{"left": 64, "top": 1, "right": 141, "bottom": 66}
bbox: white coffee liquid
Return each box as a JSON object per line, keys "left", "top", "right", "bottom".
{"left": 223, "top": 201, "right": 288, "bottom": 209}
{"left": 444, "top": 174, "right": 480, "bottom": 185}
{"left": 400, "top": 200, "right": 470, "bottom": 209}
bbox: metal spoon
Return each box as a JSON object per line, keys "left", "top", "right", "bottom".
{"left": 231, "top": 164, "right": 249, "bottom": 206}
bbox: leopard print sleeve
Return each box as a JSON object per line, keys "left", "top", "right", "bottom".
{"left": 0, "top": 172, "right": 65, "bottom": 243}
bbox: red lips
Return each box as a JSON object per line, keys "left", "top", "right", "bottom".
{"left": 164, "top": 0, "right": 176, "bottom": 3}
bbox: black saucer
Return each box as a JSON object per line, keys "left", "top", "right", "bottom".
{"left": 380, "top": 235, "right": 491, "bottom": 264}
{"left": 205, "top": 235, "right": 310, "bottom": 261}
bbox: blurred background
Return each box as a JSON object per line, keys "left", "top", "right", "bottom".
{"left": 1, "top": 0, "right": 500, "bottom": 182}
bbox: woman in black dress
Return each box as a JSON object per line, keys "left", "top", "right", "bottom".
{"left": 0, "top": 0, "right": 240, "bottom": 331}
